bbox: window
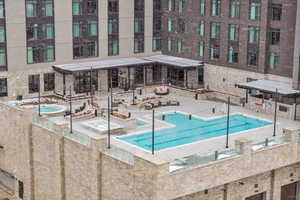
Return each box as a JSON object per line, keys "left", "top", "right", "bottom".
{"left": 248, "top": 26, "right": 260, "bottom": 43}
{"left": 198, "top": 41, "right": 205, "bottom": 57}
{"left": 108, "top": 39, "right": 119, "bottom": 56}
{"left": 72, "top": 0, "right": 82, "bottom": 15}
{"left": 210, "top": 22, "right": 220, "bottom": 39}
{"left": 43, "top": 24, "right": 54, "bottom": 39}
{"left": 87, "top": 40, "right": 97, "bottom": 56}
{"left": 26, "top": 0, "right": 37, "bottom": 17}
{"left": 43, "top": 0, "right": 53, "bottom": 16}
{"left": 249, "top": 0, "right": 261, "bottom": 20}
{"left": 271, "top": 4, "right": 282, "bottom": 21}
{"left": 200, "top": 0, "right": 205, "bottom": 16}
{"left": 27, "top": 45, "right": 54, "bottom": 64}
{"left": 153, "top": 36, "right": 161, "bottom": 51}
{"left": 198, "top": 21, "right": 205, "bottom": 36}
{"left": 178, "top": 0, "right": 186, "bottom": 13}
{"left": 168, "top": 38, "right": 175, "bottom": 52}
{"left": 0, "top": 25, "right": 5, "bottom": 42}
{"left": 45, "top": 45, "right": 54, "bottom": 61}
{"left": 134, "top": 37, "right": 144, "bottom": 53}
{"left": 168, "top": 18, "right": 174, "bottom": 32}
{"left": 108, "top": 18, "right": 118, "bottom": 35}
{"left": 210, "top": 43, "right": 220, "bottom": 60}
{"left": 247, "top": 49, "right": 258, "bottom": 66}
{"left": 228, "top": 24, "right": 239, "bottom": 41}
{"left": 26, "top": 24, "right": 38, "bottom": 41}
{"left": 72, "top": 22, "right": 81, "bottom": 37}
{"left": 177, "top": 39, "right": 184, "bottom": 53}
{"left": 268, "top": 52, "right": 279, "bottom": 69}
{"left": 228, "top": 46, "right": 238, "bottom": 63}
{"left": 26, "top": 0, "right": 55, "bottom": 64}
{"left": 0, "top": 1, "right": 4, "bottom": 19}
{"left": 87, "top": 0, "right": 97, "bottom": 14}
{"left": 270, "top": 29, "right": 280, "bottom": 45}
{"left": 88, "top": 21, "right": 98, "bottom": 36}
{"left": 74, "top": 71, "right": 98, "bottom": 93}
{"left": 72, "top": 0, "right": 98, "bottom": 59}
{"left": 177, "top": 19, "right": 185, "bottom": 34}
{"left": 168, "top": 0, "right": 175, "bottom": 11}
{"left": 28, "top": 74, "right": 40, "bottom": 93}
{"left": 0, "top": 78, "right": 7, "bottom": 97}
{"left": 229, "top": 0, "right": 239, "bottom": 18}
{"left": 211, "top": 0, "right": 221, "bottom": 17}
{"left": 73, "top": 44, "right": 84, "bottom": 58}
{"left": 0, "top": 48, "right": 6, "bottom": 67}
{"left": 134, "top": 18, "right": 144, "bottom": 33}
{"left": 108, "top": 0, "right": 118, "bottom": 12}
{"left": 44, "top": 73, "right": 55, "bottom": 91}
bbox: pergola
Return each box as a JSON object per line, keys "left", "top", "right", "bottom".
{"left": 53, "top": 55, "right": 204, "bottom": 74}
{"left": 237, "top": 79, "right": 300, "bottom": 120}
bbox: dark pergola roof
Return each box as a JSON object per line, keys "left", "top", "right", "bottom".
{"left": 53, "top": 55, "right": 204, "bottom": 73}
{"left": 237, "top": 80, "right": 300, "bottom": 97}
{"left": 144, "top": 55, "right": 204, "bottom": 68}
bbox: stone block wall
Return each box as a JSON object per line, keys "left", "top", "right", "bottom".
{"left": 204, "top": 64, "right": 292, "bottom": 97}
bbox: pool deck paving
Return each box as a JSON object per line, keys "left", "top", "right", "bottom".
{"left": 39, "top": 90, "right": 300, "bottom": 162}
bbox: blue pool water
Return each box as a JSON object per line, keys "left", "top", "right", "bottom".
{"left": 136, "top": 120, "right": 146, "bottom": 127}
{"left": 37, "top": 105, "right": 65, "bottom": 113}
{"left": 120, "top": 112, "right": 271, "bottom": 151}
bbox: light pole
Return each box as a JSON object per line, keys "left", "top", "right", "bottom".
{"left": 107, "top": 96, "right": 111, "bottom": 149}
{"left": 152, "top": 109, "right": 155, "bottom": 155}
{"left": 226, "top": 96, "right": 230, "bottom": 148}
{"left": 273, "top": 88, "right": 278, "bottom": 137}
{"left": 69, "top": 86, "right": 73, "bottom": 134}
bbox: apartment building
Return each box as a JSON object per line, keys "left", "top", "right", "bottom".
{"left": 0, "top": 0, "right": 169, "bottom": 100}
{"left": 161, "top": 0, "right": 300, "bottom": 95}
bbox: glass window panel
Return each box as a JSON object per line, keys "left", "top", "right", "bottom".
{"left": 45, "top": 1, "right": 53, "bottom": 16}
{"left": 0, "top": 2, "right": 4, "bottom": 18}
{"left": 89, "top": 21, "right": 98, "bottom": 36}
{"left": 72, "top": 2, "right": 81, "bottom": 15}
{"left": 0, "top": 25, "right": 5, "bottom": 42}
{"left": 27, "top": 47, "right": 33, "bottom": 64}
{"left": 26, "top": 1, "right": 36, "bottom": 17}
{"left": 46, "top": 45, "right": 54, "bottom": 61}
{"left": 200, "top": 0, "right": 205, "bottom": 16}
{"left": 0, "top": 48, "right": 6, "bottom": 66}
{"left": 73, "top": 23, "right": 80, "bottom": 37}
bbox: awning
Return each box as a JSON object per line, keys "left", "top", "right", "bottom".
{"left": 144, "top": 55, "right": 204, "bottom": 68}
{"left": 53, "top": 57, "right": 153, "bottom": 73}
{"left": 53, "top": 55, "right": 203, "bottom": 73}
{"left": 237, "top": 80, "right": 300, "bottom": 97}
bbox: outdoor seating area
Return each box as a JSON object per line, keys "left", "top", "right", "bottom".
{"left": 143, "top": 99, "right": 180, "bottom": 110}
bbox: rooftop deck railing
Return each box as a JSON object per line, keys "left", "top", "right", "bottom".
{"left": 169, "top": 131, "right": 300, "bottom": 173}
{"left": 169, "top": 148, "right": 240, "bottom": 172}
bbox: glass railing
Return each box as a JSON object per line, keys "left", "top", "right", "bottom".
{"left": 251, "top": 135, "right": 292, "bottom": 152}
{"left": 169, "top": 148, "right": 239, "bottom": 172}
{"left": 32, "top": 114, "right": 58, "bottom": 133}
{"left": 63, "top": 128, "right": 91, "bottom": 146}
{"left": 104, "top": 145, "right": 134, "bottom": 165}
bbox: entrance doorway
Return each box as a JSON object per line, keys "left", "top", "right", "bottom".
{"left": 245, "top": 192, "right": 266, "bottom": 200}
{"left": 281, "top": 182, "right": 299, "bottom": 200}
{"left": 108, "top": 69, "right": 119, "bottom": 88}
{"left": 135, "top": 67, "right": 144, "bottom": 86}
{"left": 74, "top": 71, "right": 98, "bottom": 94}
{"left": 167, "top": 66, "right": 184, "bottom": 87}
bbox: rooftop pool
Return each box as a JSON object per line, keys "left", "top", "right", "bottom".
{"left": 119, "top": 112, "right": 272, "bottom": 151}
{"left": 37, "top": 104, "right": 66, "bottom": 114}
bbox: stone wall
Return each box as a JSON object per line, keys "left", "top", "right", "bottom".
{"left": 204, "top": 64, "right": 292, "bottom": 97}
{"left": 1, "top": 102, "right": 300, "bottom": 200}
